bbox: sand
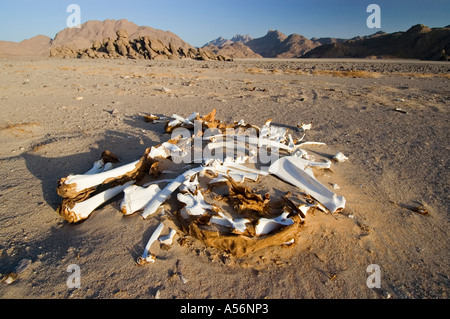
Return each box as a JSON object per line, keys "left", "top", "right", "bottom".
{"left": 0, "top": 56, "right": 448, "bottom": 299}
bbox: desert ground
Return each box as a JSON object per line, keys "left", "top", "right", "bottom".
{"left": 0, "top": 56, "right": 448, "bottom": 299}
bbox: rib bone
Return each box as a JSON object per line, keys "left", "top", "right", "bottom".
{"left": 137, "top": 222, "right": 165, "bottom": 265}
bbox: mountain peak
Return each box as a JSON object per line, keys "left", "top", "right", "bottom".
{"left": 266, "top": 29, "right": 286, "bottom": 38}
{"left": 406, "top": 24, "right": 431, "bottom": 34}
{"left": 230, "top": 34, "right": 253, "bottom": 43}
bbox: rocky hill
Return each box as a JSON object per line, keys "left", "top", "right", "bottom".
{"left": 244, "top": 30, "right": 288, "bottom": 57}
{"left": 51, "top": 19, "right": 191, "bottom": 52}
{"left": 204, "top": 42, "right": 262, "bottom": 58}
{"left": 0, "top": 19, "right": 227, "bottom": 61}
{"left": 272, "top": 33, "right": 319, "bottom": 58}
{"left": 49, "top": 19, "right": 230, "bottom": 61}
{"left": 303, "top": 24, "right": 450, "bottom": 61}
{"left": 0, "top": 35, "right": 52, "bottom": 57}
{"left": 50, "top": 28, "right": 230, "bottom": 61}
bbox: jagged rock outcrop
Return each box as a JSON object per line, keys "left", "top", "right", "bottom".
{"left": 204, "top": 42, "right": 262, "bottom": 59}
{"left": 303, "top": 24, "right": 450, "bottom": 61}
{"left": 50, "top": 29, "right": 233, "bottom": 61}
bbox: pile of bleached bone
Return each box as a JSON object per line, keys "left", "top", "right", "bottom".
{"left": 56, "top": 109, "right": 347, "bottom": 264}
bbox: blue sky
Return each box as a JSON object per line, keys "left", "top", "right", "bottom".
{"left": 0, "top": 0, "right": 449, "bottom": 46}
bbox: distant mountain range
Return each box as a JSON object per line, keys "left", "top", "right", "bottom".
{"left": 202, "top": 30, "right": 390, "bottom": 58}
{"left": 0, "top": 19, "right": 448, "bottom": 61}
{"left": 303, "top": 24, "right": 450, "bottom": 60}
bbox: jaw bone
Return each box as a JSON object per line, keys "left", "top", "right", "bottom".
{"left": 58, "top": 181, "right": 135, "bottom": 223}
{"left": 269, "top": 156, "right": 346, "bottom": 214}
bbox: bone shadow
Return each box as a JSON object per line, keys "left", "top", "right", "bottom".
{"left": 22, "top": 127, "right": 159, "bottom": 210}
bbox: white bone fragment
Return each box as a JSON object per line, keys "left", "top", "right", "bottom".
{"left": 158, "top": 228, "right": 177, "bottom": 246}
{"left": 206, "top": 140, "right": 250, "bottom": 157}
{"left": 210, "top": 211, "right": 250, "bottom": 234}
{"left": 84, "top": 159, "right": 113, "bottom": 175}
{"left": 179, "top": 174, "right": 199, "bottom": 194}
{"left": 215, "top": 159, "right": 269, "bottom": 176}
{"left": 177, "top": 190, "right": 212, "bottom": 218}
{"left": 332, "top": 151, "right": 348, "bottom": 162}
{"left": 120, "top": 184, "right": 162, "bottom": 215}
{"left": 255, "top": 212, "right": 294, "bottom": 236}
{"left": 137, "top": 222, "right": 165, "bottom": 265}
{"left": 208, "top": 175, "right": 229, "bottom": 184}
{"left": 298, "top": 204, "right": 310, "bottom": 218}
{"left": 297, "top": 123, "right": 312, "bottom": 132}
{"left": 227, "top": 171, "right": 256, "bottom": 183}
{"left": 141, "top": 166, "right": 208, "bottom": 219}
{"left": 179, "top": 274, "right": 189, "bottom": 284}
{"left": 269, "top": 156, "right": 345, "bottom": 214}
{"left": 167, "top": 112, "right": 198, "bottom": 129}
{"left": 297, "top": 141, "right": 326, "bottom": 147}
{"left": 260, "top": 120, "right": 288, "bottom": 142}
{"left": 148, "top": 141, "right": 184, "bottom": 159}
{"left": 204, "top": 133, "right": 294, "bottom": 153}
{"left": 62, "top": 181, "right": 134, "bottom": 222}
{"left": 61, "top": 160, "right": 140, "bottom": 194}
{"left": 283, "top": 238, "right": 295, "bottom": 246}
{"left": 292, "top": 148, "right": 310, "bottom": 159}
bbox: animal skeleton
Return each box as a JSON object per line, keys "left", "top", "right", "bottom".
{"left": 56, "top": 109, "right": 348, "bottom": 262}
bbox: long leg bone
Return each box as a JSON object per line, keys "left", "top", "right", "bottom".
{"left": 137, "top": 222, "right": 165, "bottom": 265}
{"left": 57, "top": 181, "right": 135, "bottom": 223}
{"left": 57, "top": 148, "right": 152, "bottom": 199}
{"left": 58, "top": 160, "right": 139, "bottom": 197}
